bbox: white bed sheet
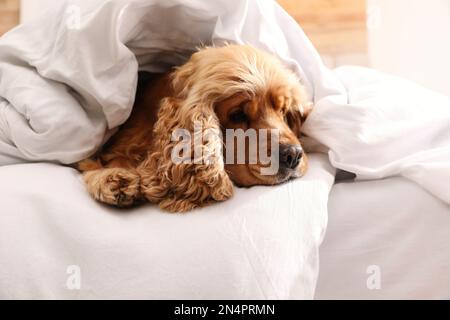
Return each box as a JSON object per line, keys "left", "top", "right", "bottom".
{"left": 315, "top": 177, "right": 450, "bottom": 299}
{"left": 0, "top": 154, "right": 334, "bottom": 300}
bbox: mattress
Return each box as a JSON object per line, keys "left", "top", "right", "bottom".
{"left": 0, "top": 154, "right": 335, "bottom": 300}
{"left": 315, "top": 177, "right": 450, "bottom": 299}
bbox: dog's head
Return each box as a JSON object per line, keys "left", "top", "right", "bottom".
{"left": 141, "top": 45, "right": 312, "bottom": 212}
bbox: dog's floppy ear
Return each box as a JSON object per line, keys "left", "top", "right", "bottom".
{"left": 286, "top": 101, "right": 313, "bottom": 138}
{"left": 138, "top": 68, "right": 234, "bottom": 213}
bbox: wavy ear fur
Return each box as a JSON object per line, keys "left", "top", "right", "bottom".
{"left": 138, "top": 65, "right": 234, "bottom": 213}
{"left": 286, "top": 93, "right": 313, "bottom": 139}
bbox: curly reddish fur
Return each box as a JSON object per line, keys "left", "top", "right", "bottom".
{"left": 77, "top": 45, "right": 312, "bottom": 212}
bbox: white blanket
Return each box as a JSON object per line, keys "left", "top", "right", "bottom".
{"left": 0, "top": 0, "right": 332, "bottom": 165}
{"left": 0, "top": 154, "right": 334, "bottom": 299}
{"left": 304, "top": 66, "right": 450, "bottom": 204}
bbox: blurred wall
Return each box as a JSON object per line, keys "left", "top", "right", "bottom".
{"left": 0, "top": 0, "right": 19, "bottom": 35}
{"left": 20, "top": 0, "right": 53, "bottom": 23}
{"left": 367, "top": 0, "right": 450, "bottom": 96}
{"left": 278, "top": 0, "right": 369, "bottom": 68}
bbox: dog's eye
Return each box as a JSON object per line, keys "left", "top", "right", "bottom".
{"left": 229, "top": 110, "right": 248, "bottom": 123}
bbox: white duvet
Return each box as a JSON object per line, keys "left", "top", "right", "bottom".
{"left": 309, "top": 66, "right": 450, "bottom": 205}
{"left": 0, "top": 0, "right": 449, "bottom": 299}
{"left": 0, "top": 154, "right": 334, "bottom": 299}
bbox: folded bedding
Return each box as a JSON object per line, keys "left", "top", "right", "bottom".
{"left": 0, "top": 154, "right": 335, "bottom": 299}
{"left": 0, "top": 0, "right": 330, "bottom": 165}
{"left": 305, "top": 66, "right": 450, "bottom": 205}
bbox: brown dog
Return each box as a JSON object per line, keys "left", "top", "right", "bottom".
{"left": 77, "top": 45, "right": 312, "bottom": 212}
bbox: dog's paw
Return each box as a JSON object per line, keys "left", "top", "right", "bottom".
{"left": 84, "top": 168, "right": 141, "bottom": 207}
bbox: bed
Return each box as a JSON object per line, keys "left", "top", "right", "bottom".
{"left": 316, "top": 177, "right": 450, "bottom": 299}
{"left": 0, "top": 0, "right": 449, "bottom": 300}
{"left": 0, "top": 154, "right": 334, "bottom": 299}
{"left": 1, "top": 155, "right": 448, "bottom": 300}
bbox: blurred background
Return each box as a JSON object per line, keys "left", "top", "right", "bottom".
{"left": 1, "top": 0, "right": 449, "bottom": 96}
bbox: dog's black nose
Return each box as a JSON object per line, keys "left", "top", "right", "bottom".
{"left": 279, "top": 144, "right": 303, "bottom": 169}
